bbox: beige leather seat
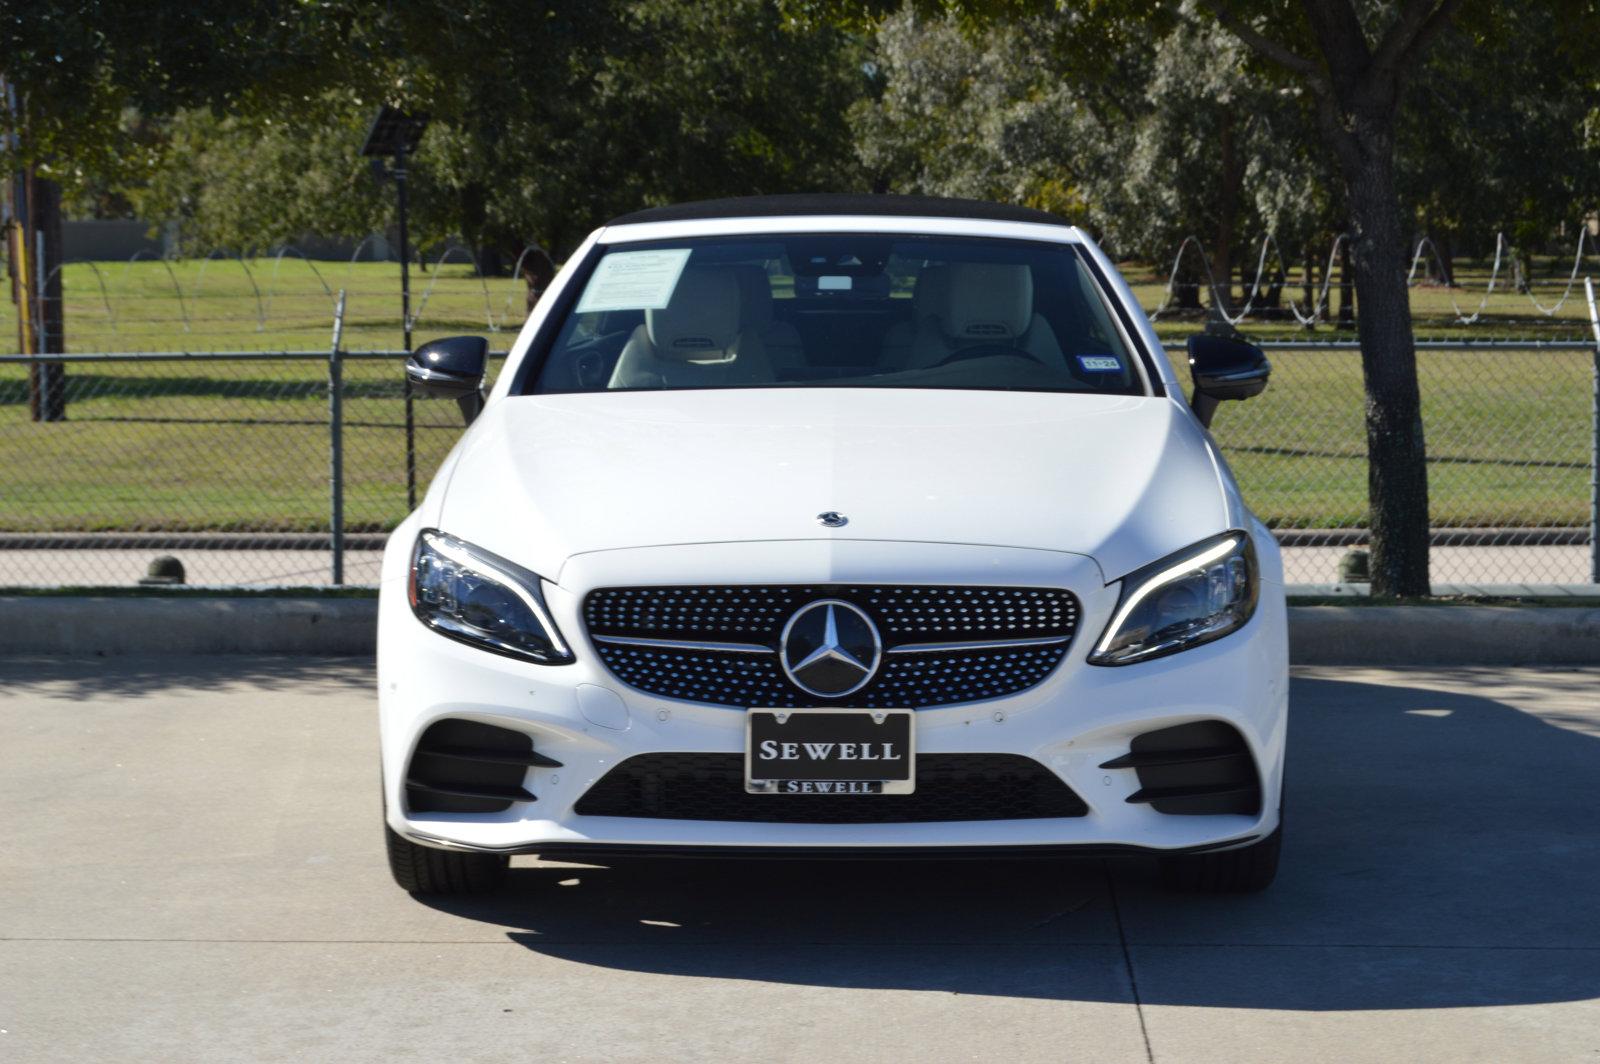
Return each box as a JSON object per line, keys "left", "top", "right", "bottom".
{"left": 880, "top": 265, "right": 949, "bottom": 370}
{"left": 608, "top": 267, "right": 774, "bottom": 389}
{"left": 905, "top": 263, "right": 1064, "bottom": 369}
{"left": 729, "top": 265, "right": 806, "bottom": 376}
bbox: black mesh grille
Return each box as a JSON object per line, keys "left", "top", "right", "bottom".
{"left": 584, "top": 584, "right": 1078, "bottom": 709}
{"left": 1105, "top": 721, "right": 1262, "bottom": 816}
{"left": 574, "top": 753, "right": 1088, "bottom": 823}
{"left": 406, "top": 719, "right": 536, "bottom": 814}
{"left": 586, "top": 584, "right": 1075, "bottom": 641}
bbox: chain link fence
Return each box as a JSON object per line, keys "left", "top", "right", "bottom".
{"left": 2, "top": 253, "right": 1597, "bottom": 591}
{"left": 1179, "top": 340, "right": 1598, "bottom": 589}
{"left": 0, "top": 349, "right": 501, "bottom": 587}
{"left": 1, "top": 340, "right": 1594, "bottom": 591}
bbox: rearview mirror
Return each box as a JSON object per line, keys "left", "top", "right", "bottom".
{"left": 1186, "top": 334, "right": 1270, "bottom": 428}
{"left": 406, "top": 336, "right": 487, "bottom": 424}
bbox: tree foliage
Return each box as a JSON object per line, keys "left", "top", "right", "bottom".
{"left": 1396, "top": 4, "right": 1600, "bottom": 256}
{"left": 2, "top": 1, "right": 369, "bottom": 187}
{"left": 851, "top": 5, "right": 1336, "bottom": 281}
{"left": 805, "top": 0, "right": 1570, "bottom": 596}
{"left": 39, "top": 0, "right": 869, "bottom": 263}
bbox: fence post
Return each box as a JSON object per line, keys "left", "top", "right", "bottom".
{"left": 329, "top": 291, "right": 348, "bottom": 587}
{"left": 1585, "top": 279, "right": 1599, "bottom": 584}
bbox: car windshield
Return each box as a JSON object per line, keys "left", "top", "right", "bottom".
{"left": 526, "top": 234, "right": 1147, "bottom": 395}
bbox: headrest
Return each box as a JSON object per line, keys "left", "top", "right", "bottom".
{"left": 938, "top": 263, "right": 1033, "bottom": 341}
{"left": 728, "top": 264, "right": 775, "bottom": 328}
{"left": 647, "top": 267, "right": 743, "bottom": 357}
{"left": 913, "top": 265, "right": 949, "bottom": 316}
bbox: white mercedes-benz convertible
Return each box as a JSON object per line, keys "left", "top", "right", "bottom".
{"left": 378, "top": 194, "right": 1287, "bottom": 895}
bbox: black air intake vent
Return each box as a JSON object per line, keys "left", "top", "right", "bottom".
{"left": 1102, "top": 721, "right": 1260, "bottom": 816}
{"left": 405, "top": 719, "right": 558, "bottom": 814}
{"left": 574, "top": 752, "right": 1087, "bottom": 823}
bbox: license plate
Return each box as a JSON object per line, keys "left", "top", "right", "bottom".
{"left": 745, "top": 709, "right": 915, "bottom": 795}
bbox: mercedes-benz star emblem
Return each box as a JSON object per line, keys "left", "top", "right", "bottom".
{"left": 779, "top": 600, "right": 882, "bottom": 698}
{"left": 816, "top": 511, "right": 848, "bottom": 528}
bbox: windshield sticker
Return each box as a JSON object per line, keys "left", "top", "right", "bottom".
{"left": 575, "top": 249, "right": 693, "bottom": 313}
{"left": 1076, "top": 355, "right": 1122, "bottom": 372}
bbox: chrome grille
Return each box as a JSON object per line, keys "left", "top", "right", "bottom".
{"left": 585, "top": 584, "right": 1078, "bottom": 709}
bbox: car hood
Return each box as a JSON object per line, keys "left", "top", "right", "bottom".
{"left": 438, "top": 388, "right": 1230, "bottom": 584}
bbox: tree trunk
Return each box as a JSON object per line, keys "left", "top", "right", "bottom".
{"left": 520, "top": 246, "right": 556, "bottom": 316}
{"left": 1214, "top": 0, "right": 1455, "bottom": 596}
{"left": 1302, "top": 242, "right": 1317, "bottom": 328}
{"left": 1337, "top": 232, "right": 1355, "bottom": 328}
{"left": 1428, "top": 226, "right": 1455, "bottom": 286}
{"left": 458, "top": 181, "right": 493, "bottom": 276}
{"left": 1211, "top": 111, "right": 1240, "bottom": 316}
{"left": 36, "top": 177, "right": 66, "bottom": 420}
{"left": 1175, "top": 252, "right": 1204, "bottom": 310}
{"left": 1258, "top": 256, "right": 1284, "bottom": 310}
{"left": 17, "top": 170, "right": 66, "bottom": 421}
{"left": 1338, "top": 128, "right": 1431, "bottom": 596}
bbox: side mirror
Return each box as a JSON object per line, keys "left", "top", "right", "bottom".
{"left": 1186, "top": 334, "right": 1270, "bottom": 428}
{"left": 406, "top": 336, "right": 487, "bottom": 424}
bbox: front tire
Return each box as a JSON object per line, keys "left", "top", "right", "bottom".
{"left": 385, "top": 824, "right": 508, "bottom": 895}
{"left": 1159, "top": 827, "right": 1281, "bottom": 893}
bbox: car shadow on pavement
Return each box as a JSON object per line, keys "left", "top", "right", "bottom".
{"left": 422, "top": 671, "right": 1600, "bottom": 1010}
{"left": 0, "top": 654, "right": 373, "bottom": 699}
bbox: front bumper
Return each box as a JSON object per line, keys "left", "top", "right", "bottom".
{"left": 378, "top": 528, "right": 1289, "bottom": 856}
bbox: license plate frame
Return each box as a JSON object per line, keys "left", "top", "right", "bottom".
{"left": 745, "top": 708, "right": 916, "bottom": 795}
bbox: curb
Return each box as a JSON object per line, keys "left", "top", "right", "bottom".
{"left": 0, "top": 596, "right": 378, "bottom": 657}
{"left": 1287, "top": 605, "right": 1600, "bottom": 666}
{"left": 2, "top": 598, "right": 1598, "bottom": 664}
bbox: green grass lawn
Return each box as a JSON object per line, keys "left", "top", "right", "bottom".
{"left": 2, "top": 253, "right": 1592, "bottom": 355}
{"left": 0, "top": 356, "right": 497, "bottom": 533}
{"left": 1119, "top": 251, "right": 1600, "bottom": 342}
{"left": 0, "top": 257, "right": 1593, "bottom": 534}
{"left": 1194, "top": 348, "right": 1592, "bottom": 527}
{"left": 3, "top": 259, "right": 525, "bottom": 355}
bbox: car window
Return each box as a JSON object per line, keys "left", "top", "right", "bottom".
{"left": 528, "top": 235, "right": 1146, "bottom": 395}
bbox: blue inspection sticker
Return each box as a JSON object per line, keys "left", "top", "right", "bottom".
{"left": 1076, "top": 355, "right": 1122, "bottom": 372}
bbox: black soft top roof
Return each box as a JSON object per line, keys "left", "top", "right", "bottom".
{"left": 605, "top": 193, "right": 1071, "bottom": 228}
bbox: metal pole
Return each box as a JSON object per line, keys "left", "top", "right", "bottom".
{"left": 3, "top": 77, "right": 32, "bottom": 363}
{"left": 396, "top": 140, "right": 417, "bottom": 512}
{"left": 7, "top": 194, "right": 30, "bottom": 357}
{"left": 329, "top": 290, "right": 347, "bottom": 587}
{"left": 1585, "top": 278, "right": 1599, "bottom": 583}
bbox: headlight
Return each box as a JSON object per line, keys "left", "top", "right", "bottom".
{"left": 408, "top": 529, "right": 573, "bottom": 664}
{"left": 1088, "top": 532, "right": 1257, "bottom": 666}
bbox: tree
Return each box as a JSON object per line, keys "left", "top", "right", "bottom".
{"left": 3, "top": 1, "right": 370, "bottom": 413}
{"left": 112, "top": 1, "right": 871, "bottom": 271}
{"left": 1, "top": 2, "right": 368, "bottom": 185}
{"left": 849, "top": 12, "right": 1092, "bottom": 213}
{"left": 1395, "top": 5, "right": 1600, "bottom": 278}
{"left": 1189, "top": 2, "right": 1460, "bottom": 596}
{"left": 799, "top": 0, "right": 1515, "bottom": 596}
{"left": 132, "top": 96, "right": 391, "bottom": 254}
{"left": 847, "top": 8, "right": 1337, "bottom": 311}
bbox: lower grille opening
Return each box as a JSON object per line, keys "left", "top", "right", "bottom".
{"left": 1103, "top": 721, "right": 1261, "bottom": 816}
{"left": 406, "top": 719, "right": 558, "bottom": 814}
{"left": 574, "top": 753, "right": 1087, "bottom": 824}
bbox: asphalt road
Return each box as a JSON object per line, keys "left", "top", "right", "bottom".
{"left": 1, "top": 658, "right": 1597, "bottom": 1063}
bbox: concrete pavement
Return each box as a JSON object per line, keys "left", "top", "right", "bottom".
{"left": 1, "top": 659, "right": 1598, "bottom": 1062}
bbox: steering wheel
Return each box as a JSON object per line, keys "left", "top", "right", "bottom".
{"left": 934, "top": 343, "right": 1043, "bottom": 368}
